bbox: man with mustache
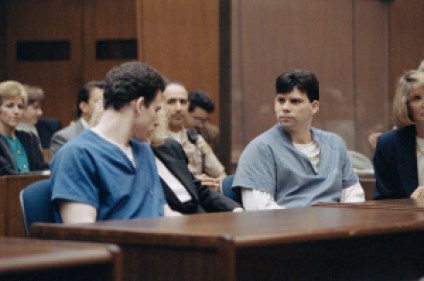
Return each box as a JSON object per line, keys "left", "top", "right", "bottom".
{"left": 162, "top": 82, "right": 226, "bottom": 192}
{"left": 233, "top": 69, "right": 364, "bottom": 209}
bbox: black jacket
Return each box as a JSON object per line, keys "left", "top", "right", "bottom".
{"left": 36, "top": 118, "right": 62, "bottom": 149}
{"left": 0, "top": 130, "right": 48, "bottom": 175}
{"left": 153, "top": 138, "right": 241, "bottom": 214}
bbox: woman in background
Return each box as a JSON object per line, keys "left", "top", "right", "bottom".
{"left": 17, "top": 84, "right": 62, "bottom": 149}
{"left": 373, "top": 70, "right": 424, "bottom": 199}
{"left": 0, "top": 81, "right": 48, "bottom": 175}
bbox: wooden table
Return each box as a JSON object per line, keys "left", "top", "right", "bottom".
{"left": 31, "top": 207, "right": 424, "bottom": 281}
{"left": 0, "top": 237, "right": 122, "bottom": 281}
{"left": 0, "top": 174, "right": 49, "bottom": 237}
{"left": 317, "top": 198, "right": 424, "bottom": 210}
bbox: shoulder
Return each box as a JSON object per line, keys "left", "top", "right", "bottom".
{"left": 153, "top": 138, "right": 186, "bottom": 159}
{"left": 15, "top": 130, "right": 37, "bottom": 142}
{"left": 379, "top": 126, "right": 415, "bottom": 143}
{"left": 37, "top": 118, "right": 62, "bottom": 130}
{"left": 313, "top": 128, "right": 346, "bottom": 147}
{"left": 248, "top": 125, "right": 285, "bottom": 148}
{"left": 52, "top": 120, "right": 83, "bottom": 139}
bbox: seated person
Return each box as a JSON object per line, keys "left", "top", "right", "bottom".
{"left": 162, "top": 82, "right": 226, "bottom": 191}
{"left": 233, "top": 69, "right": 364, "bottom": 210}
{"left": 0, "top": 81, "right": 48, "bottom": 175}
{"left": 17, "top": 84, "right": 62, "bottom": 149}
{"left": 184, "top": 90, "right": 220, "bottom": 155}
{"left": 373, "top": 70, "right": 424, "bottom": 200}
{"left": 50, "top": 80, "right": 104, "bottom": 155}
{"left": 50, "top": 61, "right": 167, "bottom": 223}
{"left": 151, "top": 110, "right": 242, "bottom": 214}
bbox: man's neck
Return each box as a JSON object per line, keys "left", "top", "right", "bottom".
{"left": 168, "top": 125, "right": 183, "bottom": 133}
{"left": 94, "top": 110, "right": 132, "bottom": 147}
{"left": 287, "top": 128, "right": 313, "bottom": 144}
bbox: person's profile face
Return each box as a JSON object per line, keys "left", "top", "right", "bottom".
{"left": 22, "top": 101, "right": 43, "bottom": 125}
{"left": 133, "top": 92, "right": 162, "bottom": 141}
{"left": 87, "top": 88, "right": 104, "bottom": 116}
{"left": 407, "top": 87, "right": 424, "bottom": 125}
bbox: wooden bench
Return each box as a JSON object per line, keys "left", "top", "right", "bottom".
{"left": 0, "top": 174, "right": 49, "bottom": 237}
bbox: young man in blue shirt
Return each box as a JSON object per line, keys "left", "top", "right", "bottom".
{"left": 51, "top": 61, "right": 167, "bottom": 223}
{"left": 233, "top": 69, "right": 364, "bottom": 209}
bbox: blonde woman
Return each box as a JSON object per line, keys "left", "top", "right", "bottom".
{"left": 0, "top": 81, "right": 48, "bottom": 175}
{"left": 373, "top": 70, "right": 424, "bottom": 199}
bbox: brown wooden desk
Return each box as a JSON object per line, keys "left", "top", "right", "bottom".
{"left": 0, "top": 237, "right": 122, "bottom": 281}
{"left": 32, "top": 207, "right": 424, "bottom": 281}
{"left": 0, "top": 174, "right": 49, "bottom": 237}
{"left": 316, "top": 198, "right": 424, "bottom": 211}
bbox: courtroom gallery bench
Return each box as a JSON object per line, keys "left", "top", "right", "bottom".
{"left": 0, "top": 174, "right": 49, "bottom": 237}
{"left": 0, "top": 237, "right": 122, "bottom": 281}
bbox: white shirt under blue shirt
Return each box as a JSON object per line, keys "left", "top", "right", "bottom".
{"left": 233, "top": 124, "right": 364, "bottom": 210}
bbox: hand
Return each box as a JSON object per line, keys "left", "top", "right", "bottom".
{"left": 196, "top": 174, "right": 220, "bottom": 192}
{"left": 410, "top": 186, "right": 424, "bottom": 199}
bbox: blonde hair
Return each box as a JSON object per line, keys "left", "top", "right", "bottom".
{"left": 0, "top": 81, "right": 28, "bottom": 106}
{"left": 418, "top": 60, "right": 424, "bottom": 72}
{"left": 150, "top": 107, "right": 170, "bottom": 147}
{"left": 393, "top": 70, "right": 424, "bottom": 128}
{"left": 88, "top": 99, "right": 104, "bottom": 127}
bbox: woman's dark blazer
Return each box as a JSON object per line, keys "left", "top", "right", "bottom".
{"left": 0, "top": 130, "right": 49, "bottom": 176}
{"left": 153, "top": 138, "right": 241, "bottom": 214}
{"left": 373, "top": 125, "right": 418, "bottom": 199}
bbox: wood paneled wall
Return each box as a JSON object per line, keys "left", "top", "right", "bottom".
{"left": 5, "top": 0, "right": 137, "bottom": 125}
{"left": 389, "top": 0, "right": 424, "bottom": 102}
{"left": 6, "top": 0, "right": 84, "bottom": 124}
{"left": 231, "top": 0, "right": 424, "bottom": 162}
{"left": 3, "top": 0, "right": 424, "bottom": 169}
{"left": 82, "top": 0, "right": 137, "bottom": 82}
{"left": 0, "top": 0, "right": 6, "bottom": 81}
{"left": 136, "top": 0, "right": 220, "bottom": 127}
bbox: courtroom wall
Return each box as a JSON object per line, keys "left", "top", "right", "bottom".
{"left": 231, "top": 0, "right": 424, "bottom": 162}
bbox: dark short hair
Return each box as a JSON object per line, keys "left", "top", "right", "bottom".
{"left": 104, "top": 61, "right": 166, "bottom": 110}
{"left": 77, "top": 80, "right": 105, "bottom": 117}
{"left": 275, "top": 69, "right": 319, "bottom": 102}
{"left": 188, "top": 90, "right": 215, "bottom": 113}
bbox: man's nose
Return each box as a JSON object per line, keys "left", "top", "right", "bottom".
{"left": 282, "top": 101, "right": 291, "bottom": 110}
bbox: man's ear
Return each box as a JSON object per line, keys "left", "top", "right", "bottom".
{"left": 312, "top": 100, "right": 320, "bottom": 114}
{"left": 135, "top": 97, "right": 145, "bottom": 113}
{"left": 79, "top": 101, "right": 89, "bottom": 114}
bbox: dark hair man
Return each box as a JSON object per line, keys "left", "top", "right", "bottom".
{"left": 184, "top": 90, "right": 220, "bottom": 154}
{"left": 50, "top": 61, "right": 167, "bottom": 223}
{"left": 50, "top": 80, "right": 104, "bottom": 155}
{"left": 233, "top": 69, "right": 364, "bottom": 210}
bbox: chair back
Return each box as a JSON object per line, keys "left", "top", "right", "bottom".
{"left": 19, "top": 179, "right": 55, "bottom": 237}
{"left": 220, "top": 174, "right": 242, "bottom": 205}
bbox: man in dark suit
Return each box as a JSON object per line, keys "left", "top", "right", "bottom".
{"left": 50, "top": 80, "right": 104, "bottom": 155}
{"left": 153, "top": 138, "right": 242, "bottom": 214}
